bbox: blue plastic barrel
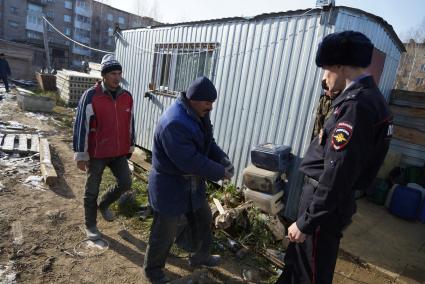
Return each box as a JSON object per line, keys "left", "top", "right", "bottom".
{"left": 389, "top": 186, "right": 421, "bottom": 220}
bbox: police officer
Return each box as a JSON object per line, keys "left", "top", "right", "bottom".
{"left": 277, "top": 31, "right": 393, "bottom": 284}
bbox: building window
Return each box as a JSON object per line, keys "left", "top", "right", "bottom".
{"left": 64, "top": 27, "right": 71, "bottom": 36}
{"left": 416, "top": 78, "right": 424, "bottom": 86}
{"left": 118, "top": 16, "right": 125, "bottom": 25}
{"left": 9, "top": 21, "right": 19, "bottom": 28}
{"left": 64, "top": 15, "right": 71, "bottom": 22}
{"left": 10, "top": 6, "right": 18, "bottom": 15}
{"left": 77, "top": 15, "right": 90, "bottom": 24}
{"left": 27, "top": 13, "right": 43, "bottom": 26}
{"left": 107, "top": 14, "right": 113, "bottom": 21}
{"left": 27, "top": 3, "right": 42, "bottom": 13}
{"left": 46, "top": 11, "right": 54, "bottom": 19}
{"left": 420, "top": 64, "right": 425, "bottom": 72}
{"left": 107, "top": 27, "right": 114, "bottom": 36}
{"left": 75, "top": 28, "right": 90, "bottom": 38}
{"left": 76, "top": 0, "right": 89, "bottom": 8}
{"left": 150, "top": 43, "right": 218, "bottom": 95}
{"left": 64, "top": 0, "right": 72, "bottom": 9}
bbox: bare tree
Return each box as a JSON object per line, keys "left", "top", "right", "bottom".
{"left": 400, "top": 17, "right": 425, "bottom": 42}
{"left": 131, "top": 0, "right": 161, "bottom": 21}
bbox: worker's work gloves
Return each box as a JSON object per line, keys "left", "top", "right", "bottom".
{"left": 221, "top": 157, "right": 234, "bottom": 180}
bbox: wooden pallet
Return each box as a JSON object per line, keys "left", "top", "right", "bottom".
{"left": 0, "top": 133, "right": 39, "bottom": 154}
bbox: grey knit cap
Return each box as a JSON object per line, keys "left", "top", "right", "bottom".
{"left": 100, "top": 54, "right": 122, "bottom": 75}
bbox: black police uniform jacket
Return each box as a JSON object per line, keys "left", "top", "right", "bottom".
{"left": 297, "top": 75, "right": 393, "bottom": 234}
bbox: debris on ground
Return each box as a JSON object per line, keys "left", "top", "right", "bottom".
{"left": 41, "top": 257, "right": 55, "bottom": 273}
{"left": 0, "top": 261, "right": 17, "bottom": 284}
{"left": 24, "top": 112, "right": 49, "bottom": 121}
{"left": 23, "top": 176, "right": 46, "bottom": 191}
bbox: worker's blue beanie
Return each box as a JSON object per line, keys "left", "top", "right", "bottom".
{"left": 186, "top": 76, "right": 217, "bottom": 101}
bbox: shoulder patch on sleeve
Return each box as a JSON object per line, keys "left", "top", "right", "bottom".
{"left": 331, "top": 122, "right": 353, "bottom": 151}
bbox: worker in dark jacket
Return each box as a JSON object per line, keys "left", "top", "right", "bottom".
{"left": 143, "top": 77, "right": 234, "bottom": 284}
{"left": 73, "top": 54, "right": 135, "bottom": 240}
{"left": 277, "top": 31, "right": 393, "bottom": 284}
{"left": 0, "top": 53, "right": 11, "bottom": 93}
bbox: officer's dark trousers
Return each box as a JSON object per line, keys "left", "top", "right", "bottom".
{"left": 276, "top": 183, "right": 342, "bottom": 284}
{"left": 84, "top": 156, "right": 132, "bottom": 228}
{"left": 143, "top": 200, "right": 213, "bottom": 281}
{"left": 1, "top": 76, "right": 9, "bottom": 92}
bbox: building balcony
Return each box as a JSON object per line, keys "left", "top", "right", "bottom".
{"left": 26, "top": 22, "right": 44, "bottom": 33}
{"left": 72, "top": 45, "right": 91, "bottom": 56}
{"left": 75, "top": 6, "right": 92, "bottom": 18}
{"left": 74, "top": 20, "right": 91, "bottom": 31}
{"left": 74, "top": 34, "right": 90, "bottom": 44}
{"left": 27, "top": 0, "right": 48, "bottom": 6}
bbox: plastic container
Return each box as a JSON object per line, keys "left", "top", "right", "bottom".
{"left": 389, "top": 185, "right": 422, "bottom": 220}
{"left": 242, "top": 164, "right": 284, "bottom": 194}
{"left": 407, "top": 183, "right": 425, "bottom": 201}
{"left": 419, "top": 201, "right": 425, "bottom": 224}
{"left": 405, "top": 166, "right": 424, "bottom": 184}
{"left": 244, "top": 187, "right": 284, "bottom": 215}
{"left": 385, "top": 184, "right": 398, "bottom": 208}
{"left": 368, "top": 179, "right": 389, "bottom": 206}
{"left": 251, "top": 143, "right": 291, "bottom": 171}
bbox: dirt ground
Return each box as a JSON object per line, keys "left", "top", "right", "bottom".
{"left": 0, "top": 89, "right": 402, "bottom": 284}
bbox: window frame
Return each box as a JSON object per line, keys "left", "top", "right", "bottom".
{"left": 64, "top": 14, "right": 72, "bottom": 23}
{"left": 150, "top": 42, "right": 219, "bottom": 97}
{"left": 64, "top": 0, "right": 72, "bottom": 9}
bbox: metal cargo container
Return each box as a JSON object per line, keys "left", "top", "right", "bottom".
{"left": 115, "top": 6, "right": 405, "bottom": 219}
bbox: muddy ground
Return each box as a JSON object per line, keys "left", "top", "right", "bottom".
{"left": 0, "top": 89, "right": 395, "bottom": 284}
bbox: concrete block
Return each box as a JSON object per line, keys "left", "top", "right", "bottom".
{"left": 17, "top": 93, "right": 55, "bottom": 113}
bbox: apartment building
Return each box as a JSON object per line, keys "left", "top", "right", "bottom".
{"left": 0, "top": 0, "right": 157, "bottom": 71}
{"left": 396, "top": 40, "right": 425, "bottom": 92}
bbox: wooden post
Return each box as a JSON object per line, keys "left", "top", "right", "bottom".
{"left": 39, "top": 138, "right": 57, "bottom": 185}
{"left": 42, "top": 19, "right": 51, "bottom": 72}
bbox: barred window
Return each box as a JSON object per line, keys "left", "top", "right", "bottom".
{"left": 150, "top": 43, "right": 218, "bottom": 96}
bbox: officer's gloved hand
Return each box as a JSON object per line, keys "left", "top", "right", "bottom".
{"left": 221, "top": 157, "right": 234, "bottom": 180}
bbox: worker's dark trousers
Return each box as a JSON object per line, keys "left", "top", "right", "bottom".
{"left": 84, "top": 156, "right": 132, "bottom": 228}
{"left": 276, "top": 183, "right": 343, "bottom": 284}
{"left": 143, "top": 200, "right": 213, "bottom": 281}
{"left": 1, "top": 76, "right": 9, "bottom": 92}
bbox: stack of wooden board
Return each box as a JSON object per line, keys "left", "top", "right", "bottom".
{"left": 389, "top": 89, "right": 425, "bottom": 166}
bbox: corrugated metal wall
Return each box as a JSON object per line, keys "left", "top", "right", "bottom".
{"left": 115, "top": 8, "right": 402, "bottom": 219}
{"left": 335, "top": 8, "right": 402, "bottom": 99}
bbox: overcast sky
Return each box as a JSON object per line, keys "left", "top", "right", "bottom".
{"left": 100, "top": 0, "right": 425, "bottom": 41}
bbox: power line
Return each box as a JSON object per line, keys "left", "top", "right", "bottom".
{"left": 42, "top": 16, "right": 114, "bottom": 54}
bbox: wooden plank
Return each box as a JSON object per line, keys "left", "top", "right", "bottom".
{"left": 17, "top": 134, "right": 28, "bottom": 153}
{"left": 30, "top": 135, "right": 39, "bottom": 153}
{"left": 39, "top": 138, "right": 57, "bottom": 185}
{"left": 393, "top": 125, "right": 425, "bottom": 147}
{"left": 129, "top": 147, "right": 151, "bottom": 171}
{"left": 2, "top": 134, "right": 16, "bottom": 152}
{"left": 390, "top": 105, "right": 425, "bottom": 119}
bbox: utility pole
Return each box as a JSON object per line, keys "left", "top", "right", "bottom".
{"left": 42, "top": 19, "right": 52, "bottom": 73}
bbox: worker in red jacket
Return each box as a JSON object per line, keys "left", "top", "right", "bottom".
{"left": 73, "top": 54, "right": 135, "bottom": 240}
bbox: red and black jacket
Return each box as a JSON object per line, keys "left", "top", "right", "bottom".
{"left": 73, "top": 82, "right": 135, "bottom": 161}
